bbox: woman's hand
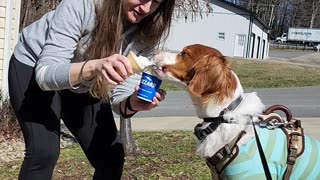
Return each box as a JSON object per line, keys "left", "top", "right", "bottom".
{"left": 129, "top": 86, "right": 166, "bottom": 112}
{"left": 92, "top": 54, "right": 133, "bottom": 85}
{"left": 70, "top": 54, "right": 133, "bottom": 86}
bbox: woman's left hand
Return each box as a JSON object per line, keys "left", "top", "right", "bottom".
{"left": 129, "top": 86, "right": 166, "bottom": 111}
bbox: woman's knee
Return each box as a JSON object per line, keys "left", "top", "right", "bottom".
{"left": 25, "top": 144, "right": 60, "bottom": 168}
{"left": 89, "top": 141, "right": 125, "bottom": 169}
{"left": 22, "top": 126, "right": 60, "bottom": 168}
{"left": 90, "top": 142, "right": 125, "bottom": 180}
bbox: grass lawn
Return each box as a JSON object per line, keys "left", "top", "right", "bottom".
{"left": 161, "top": 58, "right": 320, "bottom": 90}
{"left": 232, "top": 59, "right": 320, "bottom": 88}
{"left": 0, "top": 131, "right": 209, "bottom": 180}
{"left": 1, "top": 59, "right": 320, "bottom": 179}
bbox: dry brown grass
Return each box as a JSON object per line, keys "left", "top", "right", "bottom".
{"left": 0, "top": 95, "right": 21, "bottom": 142}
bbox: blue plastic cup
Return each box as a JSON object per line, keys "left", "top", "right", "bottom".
{"left": 137, "top": 72, "right": 162, "bottom": 102}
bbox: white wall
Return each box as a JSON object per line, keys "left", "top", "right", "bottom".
{"left": 163, "top": 2, "right": 251, "bottom": 57}
{"left": 249, "top": 20, "right": 268, "bottom": 59}
{"left": 0, "top": 0, "right": 6, "bottom": 91}
{"left": 0, "top": 0, "right": 21, "bottom": 98}
{"left": 212, "top": 0, "right": 251, "bottom": 57}
{"left": 162, "top": 1, "right": 269, "bottom": 59}
{"left": 163, "top": 14, "right": 218, "bottom": 52}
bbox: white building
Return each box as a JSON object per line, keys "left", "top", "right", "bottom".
{"left": 0, "top": 0, "right": 21, "bottom": 98}
{"left": 162, "top": 0, "right": 269, "bottom": 60}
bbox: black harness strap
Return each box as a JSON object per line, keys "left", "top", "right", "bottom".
{"left": 219, "top": 95, "right": 243, "bottom": 116}
{"left": 194, "top": 118, "right": 225, "bottom": 141}
{"left": 252, "top": 119, "right": 273, "bottom": 180}
{"left": 195, "top": 96, "right": 244, "bottom": 141}
{"left": 203, "top": 116, "right": 225, "bottom": 123}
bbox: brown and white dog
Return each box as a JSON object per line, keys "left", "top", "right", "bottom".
{"left": 152, "top": 44, "right": 320, "bottom": 179}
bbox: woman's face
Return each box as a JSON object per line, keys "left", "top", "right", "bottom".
{"left": 124, "top": 0, "right": 162, "bottom": 23}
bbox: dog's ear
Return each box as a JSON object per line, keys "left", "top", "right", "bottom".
{"left": 188, "top": 55, "right": 237, "bottom": 105}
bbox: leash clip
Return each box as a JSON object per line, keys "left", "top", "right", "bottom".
{"left": 260, "top": 120, "right": 285, "bottom": 129}
{"left": 219, "top": 109, "right": 228, "bottom": 116}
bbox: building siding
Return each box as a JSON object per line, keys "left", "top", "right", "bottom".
{"left": 162, "top": 0, "right": 269, "bottom": 60}
{"left": 0, "top": 0, "right": 21, "bottom": 97}
{"left": 0, "top": 0, "right": 6, "bottom": 91}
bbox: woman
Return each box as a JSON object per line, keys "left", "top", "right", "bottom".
{"left": 8, "top": 0, "right": 175, "bottom": 179}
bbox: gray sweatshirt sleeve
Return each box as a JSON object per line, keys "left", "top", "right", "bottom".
{"left": 35, "top": 0, "right": 92, "bottom": 90}
{"left": 110, "top": 73, "right": 142, "bottom": 115}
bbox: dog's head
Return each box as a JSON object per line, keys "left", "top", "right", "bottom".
{"left": 154, "top": 44, "right": 238, "bottom": 105}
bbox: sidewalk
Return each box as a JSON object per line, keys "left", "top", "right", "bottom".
{"left": 115, "top": 116, "right": 320, "bottom": 140}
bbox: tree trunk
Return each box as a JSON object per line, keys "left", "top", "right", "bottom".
{"left": 120, "top": 117, "right": 138, "bottom": 156}
{"left": 310, "top": 13, "right": 316, "bottom": 28}
{"left": 20, "top": 0, "right": 62, "bottom": 29}
{"left": 309, "top": 0, "right": 320, "bottom": 28}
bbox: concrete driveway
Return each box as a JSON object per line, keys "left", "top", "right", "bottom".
{"left": 267, "top": 49, "right": 320, "bottom": 67}
{"left": 269, "top": 48, "right": 315, "bottom": 59}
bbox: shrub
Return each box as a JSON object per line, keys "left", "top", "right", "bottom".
{"left": 0, "top": 94, "right": 21, "bottom": 142}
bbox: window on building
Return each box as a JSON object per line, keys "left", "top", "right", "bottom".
{"left": 218, "top": 32, "right": 225, "bottom": 40}
{"left": 237, "top": 35, "right": 246, "bottom": 46}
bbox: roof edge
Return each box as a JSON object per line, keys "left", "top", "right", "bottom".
{"left": 215, "top": 0, "right": 270, "bottom": 30}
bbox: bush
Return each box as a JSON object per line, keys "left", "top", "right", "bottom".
{"left": 0, "top": 94, "right": 21, "bottom": 142}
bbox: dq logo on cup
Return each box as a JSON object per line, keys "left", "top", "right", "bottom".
{"left": 137, "top": 72, "right": 162, "bottom": 102}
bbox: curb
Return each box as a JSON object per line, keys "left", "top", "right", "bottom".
{"left": 115, "top": 116, "right": 202, "bottom": 131}
{"left": 115, "top": 117, "right": 320, "bottom": 140}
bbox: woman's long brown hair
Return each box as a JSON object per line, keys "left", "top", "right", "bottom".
{"left": 86, "top": 0, "right": 176, "bottom": 100}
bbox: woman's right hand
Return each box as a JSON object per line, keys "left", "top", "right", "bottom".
{"left": 90, "top": 54, "right": 133, "bottom": 85}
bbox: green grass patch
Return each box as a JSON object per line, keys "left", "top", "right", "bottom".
{"left": 161, "top": 59, "right": 320, "bottom": 90}
{"left": 0, "top": 131, "right": 210, "bottom": 180}
{"left": 232, "top": 59, "right": 320, "bottom": 89}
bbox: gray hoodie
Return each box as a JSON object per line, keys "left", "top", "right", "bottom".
{"left": 13, "top": 0, "right": 153, "bottom": 115}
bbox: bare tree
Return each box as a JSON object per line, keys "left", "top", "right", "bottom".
{"left": 233, "top": 0, "right": 320, "bottom": 37}
{"left": 309, "top": 0, "right": 320, "bottom": 28}
{"left": 120, "top": 117, "right": 138, "bottom": 155}
{"left": 289, "top": 0, "right": 320, "bottom": 29}
{"left": 20, "top": 0, "right": 61, "bottom": 30}
{"left": 174, "top": 0, "right": 212, "bottom": 21}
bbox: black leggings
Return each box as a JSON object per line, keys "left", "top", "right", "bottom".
{"left": 8, "top": 56, "right": 124, "bottom": 180}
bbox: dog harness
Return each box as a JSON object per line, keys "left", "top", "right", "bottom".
{"left": 261, "top": 105, "right": 305, "bottom": 180}
{"left": 194, "top": 96, "right": 244, "bottom": 141}
{"left": 195, "top": 104, "right": 308, "bottom": 180}
{"left": 194, "top": 96, "right": 245, "bottom": 179}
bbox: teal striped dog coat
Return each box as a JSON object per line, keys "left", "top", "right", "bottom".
{"left": 224, "top": 128, "right": 320, "bottom": 179}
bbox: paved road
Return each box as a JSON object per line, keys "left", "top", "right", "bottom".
{"left": 114, "top": 87, "right": 320, "bottom": 139}
{"left": 114, "top": 86, "right": 320, "bottom": 118}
